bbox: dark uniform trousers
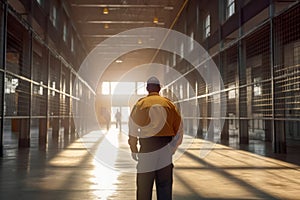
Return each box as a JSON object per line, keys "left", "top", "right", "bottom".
{"left": 136, "top": 136, "right": 173, "bottom": 200}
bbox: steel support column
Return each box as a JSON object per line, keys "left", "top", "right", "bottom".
{"left": 19, "top": 26, "right": 32, "bottom": 148}
{"left": 0, "top": 2, "right": 8, "bottom": 157}
{"left": 238, "top": 1, "right": 249, "bottom": 144}
{"left": 219, "top": 0, "right": 230, "bottom": 143}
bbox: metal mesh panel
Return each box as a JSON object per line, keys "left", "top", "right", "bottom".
{"left": 6, "top": 14, "right": 31, "bottom": 79}
{"left": 196, "top": 70, "right": 206, "bottom": 96}
{"left": 245, "top": 25, "right": 272, "bottom": 117}
{"left": 60, "top": 95, "right": 70, "bottom": 117}
{"left": 222, "top": 45, "right": 238, "bottom": 115}
{"left": 32, "top": 40, "right": 47, "bottom": 117}
{"left": 223, "top": 46, "right": 238, "bottom": 87}
{"left": 60, "top": 65, "right": 70, "bottom": 117}
{"left": 6, "top": 33, "right": 22, "bottom": 76}
{"left": 184, "top": 70, "right": 196, "bottom": 99}
{"left": 32, "top": 40, "right": 47, "bottom": 83}
{"left": 32, "top": 86, "right": 47, "bottom": 116}
{"left": 5, "top": 24, "right": 31, "bottom": 117}
{"left": 65, "top": 96, "right": 70, "bottom": 116}
{"left": 16, "top": 78, "right": 30, "bottom": 116}
{"left": 274, "top": 5, "right": 300, "bottom": 119}
{"left": 49, "top": 54, "right": 60, "bottom": 117}
{"left": 62, "top": 65, "right": 70, "bottom": 93}
{"left": 4, "top": 72, "right": 27, "bottom": 117}
{"left": 70, "top": 73, "right": 76, "bottom": 114}
{"left": 274, "top": 4, "right": 300, "bottom": 139}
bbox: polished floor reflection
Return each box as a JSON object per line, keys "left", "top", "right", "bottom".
{"left": 1, "top": 127, "right": 300, "bottom": 200}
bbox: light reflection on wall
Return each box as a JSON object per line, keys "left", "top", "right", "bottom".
{"left": 5, "top": 77, "right": 18, "bottom": 94}
{"left": 101, "top": 81, "right": 147, "bottom": 95}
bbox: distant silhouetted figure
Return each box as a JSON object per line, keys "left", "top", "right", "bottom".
{"left": 115, "top": 109, "right": 121, "bottom": 130}
{"left": 104, "top": 108, "right": 111, "bottom": 131}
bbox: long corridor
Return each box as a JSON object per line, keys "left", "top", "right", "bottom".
{"left": 1, "top": 127, "right": 299, "bottom": 200}
{"left": 1, "top": 1, "right": 300, "bottom": 199}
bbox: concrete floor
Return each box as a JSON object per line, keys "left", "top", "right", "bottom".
{"left": 1, "top": 127, "right": 300, "bottom": 200}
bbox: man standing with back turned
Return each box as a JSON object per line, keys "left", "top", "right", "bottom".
{"left": 128, "top": 76, "right": 183, "bottom": 200}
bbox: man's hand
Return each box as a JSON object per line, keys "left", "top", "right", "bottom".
{"left": 131, "top": 153, "right": 138, "bottom": 161}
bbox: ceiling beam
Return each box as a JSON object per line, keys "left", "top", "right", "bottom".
{"left": 71, "top": 4, "right": 173, "bottom": 10}
{"left": 77, "top": 20, "right": 164, "bottom": 25}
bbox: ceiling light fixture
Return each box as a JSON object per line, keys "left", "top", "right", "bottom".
{"left": 164, "top": 0, "right": 173, "bottom": 10}
{"left": 116, "top": 59, "right": 123, "bottom": 63}
{"left": 153, "top": 16, "right": 158, "bottom": 24}
{"left": 103, "top": 7, "right": 109, "bottom": 14}
{"left": 164, "top": 6, "right": 173, "bottom": 10}
{"left": 104, "top": 23, "right": 109, "bottom": 29}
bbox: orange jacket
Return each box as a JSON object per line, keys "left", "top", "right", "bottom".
{"left": 128, "top": 92, "right": 183, "bottom": 153}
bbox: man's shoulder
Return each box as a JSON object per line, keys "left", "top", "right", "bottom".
{"left": 137, "top": 96, "right": 146, "bottom": 102}
{"left": 136, "top": 95, "right": 174, "bottom": 105}
{"left": 135, "top": 97, "right": 146, "bottom": 105}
